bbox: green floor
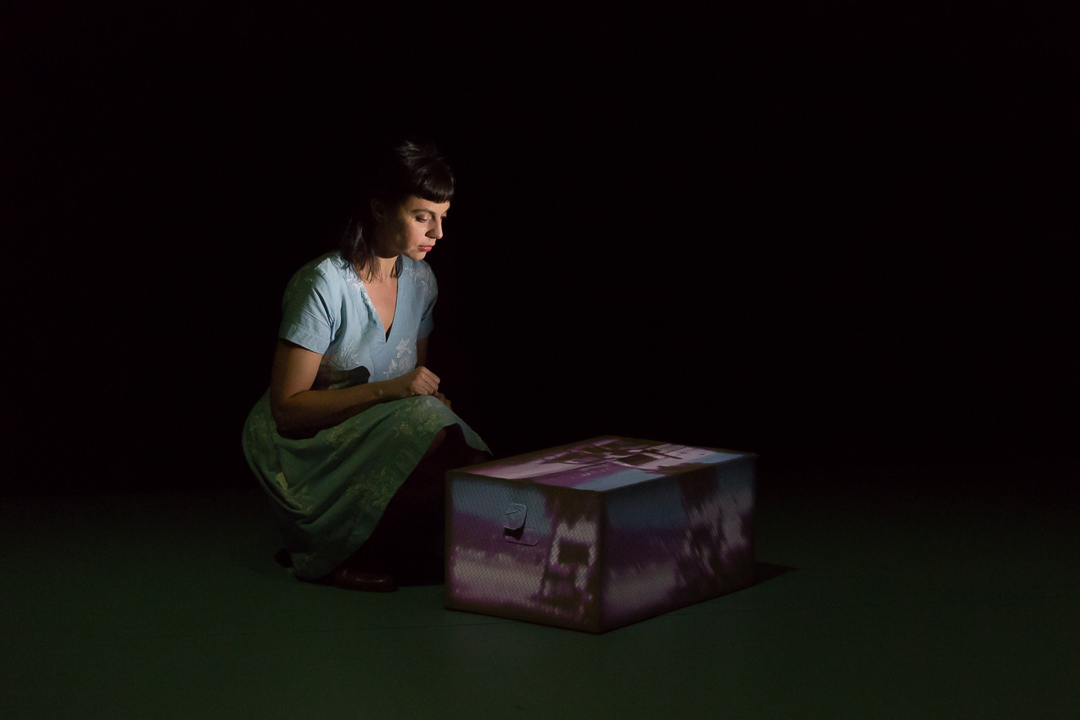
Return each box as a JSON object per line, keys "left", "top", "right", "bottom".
{"left": 2, "top": 458, "right": 1077, "bottom": 719}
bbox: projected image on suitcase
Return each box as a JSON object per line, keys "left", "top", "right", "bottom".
{"left": 446, "top": 437, "right": 755, "bottom": 632}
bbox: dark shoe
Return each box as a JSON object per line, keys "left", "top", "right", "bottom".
{"left": 324, "top": 567, "right": 398, "bottom": 592}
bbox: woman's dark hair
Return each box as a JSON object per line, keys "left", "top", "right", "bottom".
{"left": 341, "top": 138, "right": 455, "bottom": 280}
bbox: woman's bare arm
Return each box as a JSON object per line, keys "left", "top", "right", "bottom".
{"left": 414, "top": 336, "right": 452, "bottom": 409}
{"left": 269, "top": 340, "right": 441, "bottom": 437}
{"left": 416, "top": 336, "right": 429, "bottom": 367}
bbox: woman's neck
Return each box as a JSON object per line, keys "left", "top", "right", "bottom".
{"left": 365, "top": 255, "right": 398, "bottom": 283}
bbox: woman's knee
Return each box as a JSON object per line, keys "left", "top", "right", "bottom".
{"left": 422, "top": 427, "right": 449, "bottom": 460}
{"left": 463, "top": 448, "right": 490, "bottom": 467}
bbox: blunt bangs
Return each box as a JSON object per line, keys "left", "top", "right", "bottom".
{"left": 379, "top": 139, "right": 455, "bottom": 207}
{"left": 413, "top": 162, "right": 454, "bottom": 205}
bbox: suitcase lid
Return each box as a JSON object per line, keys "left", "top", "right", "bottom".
{"left": 462, "top": 436, "right": 752, "bottom": 491}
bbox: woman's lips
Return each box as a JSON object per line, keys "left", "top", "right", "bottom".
{"left": 419, "top": 245, "right": 434, "bottom": 252}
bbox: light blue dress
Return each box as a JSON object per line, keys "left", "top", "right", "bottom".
{"left": 242, "top": 251, "right": 491, "bottom": 580}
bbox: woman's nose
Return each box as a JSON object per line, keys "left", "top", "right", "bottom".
{"left": 429, "top": 219, "right": 444, "bottom": 239}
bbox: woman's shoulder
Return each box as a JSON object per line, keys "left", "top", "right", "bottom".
{"left": 401, "top": 257, "right": 437, "bottom": 300}
{"left": 401, "top": 256, "right": 436, "bottom": 282}
{"left": 307, "top": 251, "right": 352, "bottom": 276}
{"left": 290, "top": 252, "right": 356, "bottom": 285}
{"left": 282, "top": 252, "right": 353, "bottom": 303}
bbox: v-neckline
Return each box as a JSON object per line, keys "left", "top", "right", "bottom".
{"left": 361, "top": 272, "right": 401, "bottom": 344}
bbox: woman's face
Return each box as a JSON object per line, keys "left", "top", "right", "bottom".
{"left": 373, "top": 195, "right": 450, "bottom": 261}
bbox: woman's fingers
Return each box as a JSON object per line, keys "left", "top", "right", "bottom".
{"left": 420, "top": 368, "right": 439, "bottom": 395}
{"left": 409, "top": 367, "right": 440, "bottom": 396}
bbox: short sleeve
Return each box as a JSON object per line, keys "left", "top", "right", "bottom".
{"left": 279, "top": 264, "right": 337, "bottom": 353}
{"left": 418, "top": 263, "right": 438, "bottom": 339}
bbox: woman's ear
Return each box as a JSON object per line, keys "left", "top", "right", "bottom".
{"left": 370, "top": 199, "right": 385, "bottom": 222}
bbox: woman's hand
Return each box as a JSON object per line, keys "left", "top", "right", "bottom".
{"left": 269, "top": 343, "right": 449, "bottom": 437}
{"left": 390, "top": 366, "right": 441, "bottom": 399}
{"left": 434, "top": 391, "right": 452, "bottom": 410}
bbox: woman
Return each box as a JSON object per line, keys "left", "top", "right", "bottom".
{"left": 242, "top": 139, "right": 491, "bottom": 592}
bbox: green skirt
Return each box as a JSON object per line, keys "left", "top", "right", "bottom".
{"left": 242, "top": 392, "right": 490, "bottom": 580}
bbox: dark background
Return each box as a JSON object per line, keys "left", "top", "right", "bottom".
{"left": 3, "top": 2, "right": 1077, "bottom": 496}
